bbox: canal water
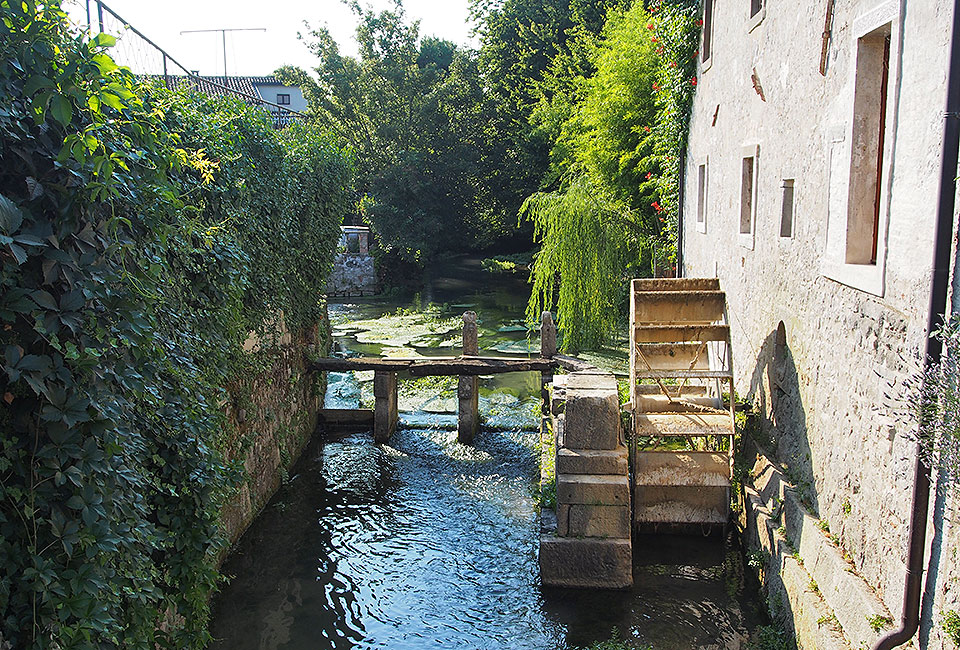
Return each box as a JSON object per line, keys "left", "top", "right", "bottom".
{"left": 209, "top": 258, "right": 763, "bottom": 650}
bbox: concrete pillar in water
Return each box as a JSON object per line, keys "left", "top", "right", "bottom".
{"left": 458, "top": 311, "right": 479, "bottom": 444}
{"left": 374, "top": 370, "right": 398, "bottom": 443}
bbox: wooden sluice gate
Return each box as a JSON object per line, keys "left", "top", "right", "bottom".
{"left": 308, "top": 311, "right": 559, "bottom": 444}
{"left": 628, "top": 278, "right": 736, "bottom": 531}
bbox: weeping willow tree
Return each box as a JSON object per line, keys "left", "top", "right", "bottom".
{"left": 522, "top": 0, "right": 700, "bottom": 351}
{"left": 523, "top": 179, "right": 648, "bottom": 352}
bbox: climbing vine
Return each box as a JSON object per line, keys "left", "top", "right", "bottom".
{"left": 0, "top": 2, "right": 352, "bottom": 648}
{"left": 525, "top": 0, "right": 700, "bottom": 351}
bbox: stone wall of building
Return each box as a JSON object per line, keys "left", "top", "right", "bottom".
{"left": 326, "top": 253, "right": 377, "bottom": 296}
{"left": 680, "top": 0, "right": 956, "bottom": 645}
{"left": 217, "top": 312, "right": 329, "bottom": 550}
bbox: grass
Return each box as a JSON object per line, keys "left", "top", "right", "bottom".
{"left": 943, "top": 609, "right": 960, "bottom": 646}
{"left": 747, "top": 625, "right": 797, "bottom": 650}
{"left": 867, "top": 615, "right": 893, "bottom": 633}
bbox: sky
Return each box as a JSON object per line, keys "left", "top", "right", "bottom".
{"left": 64, "top": 0, "right": 479, "bottom": 77}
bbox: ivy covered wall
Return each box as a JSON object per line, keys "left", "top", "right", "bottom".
{"left": 0, "top": 2, "right": 353, "bottom": 648}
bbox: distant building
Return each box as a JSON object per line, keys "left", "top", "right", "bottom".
{"left": 165, "top": 75, "right": 307, "bottom": 127}
{"left": 327, "top": 227, "right": 377, "bottom": 297}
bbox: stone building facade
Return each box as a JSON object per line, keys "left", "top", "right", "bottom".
{"left": 680, "top": 0, "right": 959, "bottom": 646}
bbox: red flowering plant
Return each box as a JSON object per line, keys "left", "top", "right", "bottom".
{"left": 644, "top": 0, "right": 701, "bottom": 263}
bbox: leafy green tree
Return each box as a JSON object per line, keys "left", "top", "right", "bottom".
{"left": 280, "top": 1, "right": 503, "bottom": 264}
{"left": 524, "top": 0, "right": 699, "bottom": 350}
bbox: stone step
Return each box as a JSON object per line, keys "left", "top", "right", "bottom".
{"left": 539, "top": 536, "right": 632, "bottom": 589}
{"left": 634, "top": 412, "right": 733, "bottom": 436}
{"left": 557, "top": 503, "right": 631, "bottom": 538}
{"left": 635, "top": 393, "right": 722, "bottom": 413}
{"left": 633, "top": 324, "right": 731, "bottom": 343}
{"left": 557, "top": 474, "right": 630, "bottom": 506}
{"left": 632, "top": 278, "right": 720, "bottom": 292}
{"left": 633, "top": 290, "right": 726, "bottom": 325}
{"left": 633, "top": 485, "right": 730, "bottom": 525}
{"left": 632, "top": 342, "right": 711, "bottom": 370}
{"left": 633, "top": 451, "right": 730, "bottom": 486}
{"left": 557, "top": 447, "right": 628, "bottom": 475}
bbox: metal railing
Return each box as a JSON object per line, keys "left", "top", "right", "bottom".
{"left": 80, "top": 0, "right": 307, "bottom": 128}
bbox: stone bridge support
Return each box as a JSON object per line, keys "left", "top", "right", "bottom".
{"left": 540, "top": 368, "right": 633, "bottom": 589}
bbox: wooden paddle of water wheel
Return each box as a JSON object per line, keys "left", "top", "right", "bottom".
{"left": 629, "top": 278, "right": 735, "bottom": 532}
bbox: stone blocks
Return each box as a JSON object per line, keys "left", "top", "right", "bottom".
{"left": 373, "top": 370, "right": 398, "bottom": 443}
{"left": 562, "top": 389, "right": 621, "bottom": 449}
{"left": 556, "top": 448, "right": 628, "bottom": 475}
{"left": 558, "top": 504, "right": 631, "bottom": 538}
{"left": 557, "top": 474, "right": 630, "bottom": 506}
{"left": 539, "top": 536, "right": 633, "bottom": 589}
{"left": 541, "top": 368, "right": 632, "bottom": 589}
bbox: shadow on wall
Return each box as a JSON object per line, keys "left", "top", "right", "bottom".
{"left": 746, "top": 322, "right": 820, "bottom": 516}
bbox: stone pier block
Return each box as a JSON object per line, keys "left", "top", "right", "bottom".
{"left": 567, "top": 504, "right": 631, "bottom": 539}
{"left": 562, "top": 390, "right": 620, "bottom": 449}
{"left": 557, "top": 474, "right": 630, "bottom": 506}
{"left": 557, "top": 447, "right": 628, "bottom": 475}
{"left": 539, "top": 536, "right": 633, "bottom": 588}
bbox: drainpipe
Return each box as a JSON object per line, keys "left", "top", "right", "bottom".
{"left": 872, "top": 0, "right": 960, "bottom": 647}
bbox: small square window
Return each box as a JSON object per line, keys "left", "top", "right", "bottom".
{"left": 277, "top": 93, "right": 291, "bottom": 105}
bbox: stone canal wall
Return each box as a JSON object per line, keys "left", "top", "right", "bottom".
{"left": 217, "top": 313, "right": 330, "bottom": 550}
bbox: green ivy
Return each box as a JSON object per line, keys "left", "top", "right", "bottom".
{"left": 0, "top": 2, "right": 353, "bottom": 648}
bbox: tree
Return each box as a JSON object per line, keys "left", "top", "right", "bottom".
{"left": 279, "top": 1, "right": 501, "bottom": 264}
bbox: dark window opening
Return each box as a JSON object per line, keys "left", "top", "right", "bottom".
{"left": 277, "top": 93, "right": 291, "bottom": 105}
{"left": 702, "top": 0, "right": 714, "bottom": 63}
{"left": 740, "top": 155, "right": 755, "bottom": 234}
{"left": 780, "top": 179, "right": 795, "bottom": 238}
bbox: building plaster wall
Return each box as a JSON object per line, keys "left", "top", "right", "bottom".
{"left": 681, "top": 0, "right": 957, "bottom": 643}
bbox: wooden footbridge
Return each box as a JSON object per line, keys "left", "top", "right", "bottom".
{"left": 309, "top": 278, "right": 735, "bottom": 589}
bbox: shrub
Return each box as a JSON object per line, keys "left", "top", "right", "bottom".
{"left": 0, "top": 2, "right": 352, "bottom": 647}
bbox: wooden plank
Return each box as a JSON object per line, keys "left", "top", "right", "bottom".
{"left": 317, "top": 409, "right": 375, "bottom": 425}
{"left": 632, "top": 278, "right": 720, "bottom": 292}
{"left": 633, "top": 325, "right": 730, "bottom": 343}
{"left": 308, "top": 356, "right": 558, "bottom": 375}
{"left": 633, "top": 290, "right": 726, "bottom": 324}
{"left": 633, "top": 342, "right": 710, "bottom": 370}
{"left": 635, "top": 369, "right": 732, "bottom": 379}
{"left": 634, "top": 412, "right": 733, "bottom": 436}
{"left": 553, "top": 354, "right": 597, "bottom": 372}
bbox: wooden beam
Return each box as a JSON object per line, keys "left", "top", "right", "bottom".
{"left": 308, "top": 356, "right": 558, "bottom": 375}
{"left": 317, "top": 409, "right": 375, "bottom": 425}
